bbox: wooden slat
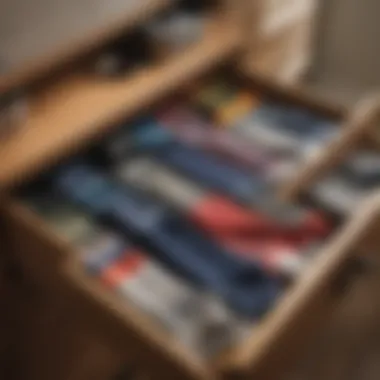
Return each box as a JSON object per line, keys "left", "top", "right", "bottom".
{"left": 218, "top": 191, "right": 380, "bottom": 380}
{"left": 0, "top": 0, "right": 173, "bottom": 93}
{"left": 0, "top": 17, "right": 240, "bottom": 190}
{"left": 280, "top": 94, "right": 380, "bottom": 201}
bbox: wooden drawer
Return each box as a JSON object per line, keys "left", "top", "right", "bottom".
{"left": 2, "top": 68, "right": 380, "bottom": 380}
{"left": 3, "top": 170, "right": 380, "bottom": 380}
{"left": 4, "top": 1, "right": 371, "bottom": 379}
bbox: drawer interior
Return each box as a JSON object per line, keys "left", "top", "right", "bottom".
{"left": 3, "top": 67, "right": 379, "bottom": 380}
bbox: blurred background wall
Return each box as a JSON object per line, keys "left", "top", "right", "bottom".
{"left": 310, "top": 0, "right": 380, "bottom": 105}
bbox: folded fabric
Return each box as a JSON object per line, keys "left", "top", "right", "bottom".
{"left": 54, "top": 163, "right": 280, "bottom": 317}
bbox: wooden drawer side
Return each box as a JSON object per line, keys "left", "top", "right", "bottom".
{"left": 218, "top": 191, "right": 380, "bottom": 379}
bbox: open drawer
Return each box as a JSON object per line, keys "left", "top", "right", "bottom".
{"left": 2, "top": 65, "right": 380, "bottom": 380}
{"left": 4, "top": 180, "right": 380, "bottom": 380}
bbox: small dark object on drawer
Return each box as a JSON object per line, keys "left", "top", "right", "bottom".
{"left": 0, "top": 90, "right": 28, "bottom": 136}
{"left": 93, "top": 30, "right": 153, "bottom": 77}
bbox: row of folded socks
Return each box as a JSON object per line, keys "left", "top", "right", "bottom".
{"left": 189, "top": 77, "right": 339, "bottom": 167}
{"left": 103, "top": 99, "right": 333, "bottom": 246}
{"left": 23, "top": 166, "right": 331, "bottom": 355}
{"left": 24, "top": 158, "right": 327, "bottom": 357}
{"left": 26, "top": 195, "right": 251, "bottom": 358}
{"left": 107, "top": 108, "right": 335, "bottom": 207}
{"left": 105, "top": 93, "right": 339, "bottom": 224}
{"left": 104, "top": 99, "right": 333, "bottom": 290}
{"left": 22, "top": 78, "right": 340, "bottom": 356}
{"left": 167, "top": 76, "right": 380, "bottom": 215}
{"left": 25, "top": 171, "right": 265, "bottom": 358}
